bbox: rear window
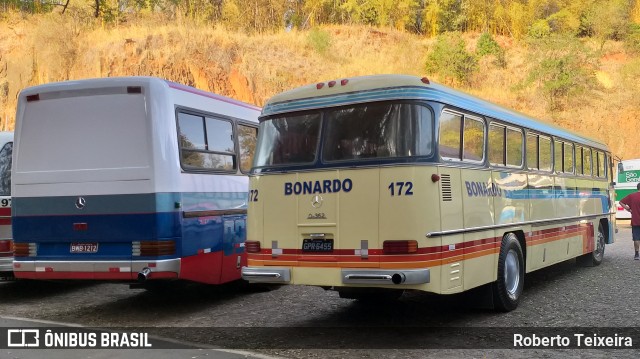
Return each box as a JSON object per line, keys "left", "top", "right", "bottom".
{"left": 17, "top": 91, "right": 149, "bottom": 173}
{"left": 254, "top": 112, "right": 321, "bottom": 167}
{"left": 254, "top": 101, "right": 433, "bottom": 168}
{"left": 322, "top": 102, "right": 433, "bottom": 161}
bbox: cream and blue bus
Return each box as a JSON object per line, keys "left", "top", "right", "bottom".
{"left": 241, "top": 74, "right": 614, "bottom": 311}
{"left": 12, "top": 77, "right": 259, "bottom": 285}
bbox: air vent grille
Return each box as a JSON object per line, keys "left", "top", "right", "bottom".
{"left": 441, "top": 174, "right": 452, "bottom": 202}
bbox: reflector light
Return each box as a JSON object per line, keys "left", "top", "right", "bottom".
{"left": 383, "top": 240, "right": 418, "bottom": 254}
{"left": 245, "top": 241, "right": 261, "bottom": 253}
{"left": 316, "top": 83, "right": 325, "bottom": 89}
{"left": 0, "top": 240, "right": 12, "bottom": 256}
{"left": 139, "top": 241, "right": 175, "bottom": 256}
{"left": 421, "top": 77, "right": 430, "bottom": 84}
{"left": 73, "top": 223, "right": 88, "bottom": 231}
{"left": 328, "top": 81, "right": 336, "bottom": 87}
{"left": 341, "top": 79, "right": 349, "bottom": 86}
{"left": 13, "top": 243, "right": 31, "bottom": 257}
{"left": 26, "top": 94, "right": 40, "bottom": 102}
{"left": 431, "top": 174, "right": 440, "bottom": 182}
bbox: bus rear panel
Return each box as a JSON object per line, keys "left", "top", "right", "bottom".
{"left": 12, "top": 78, "right": 259, "bottom": 284}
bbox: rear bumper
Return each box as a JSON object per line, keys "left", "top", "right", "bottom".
{"left": 241, "top": 266, "right": 291, "bottom": 283}
{"left": 0, "top": 256, "right": 12, "bottom": 272}
{"left": 12, "top": 259, "right": 180, "bottom": 280}
{"left": 241, "top": 266, "right": 430, "bottom": 286}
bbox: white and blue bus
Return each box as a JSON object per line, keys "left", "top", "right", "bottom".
{"left": 242, "top": 75, "right": 614, "bottom": 311}
{"left": 12, "top": 77, "right": 259, "bottom": 285}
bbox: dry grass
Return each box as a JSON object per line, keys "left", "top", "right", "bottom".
{"left": 1, "top": 12, "right": 639, "bottom": 160}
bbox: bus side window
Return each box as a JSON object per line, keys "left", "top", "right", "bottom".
{"left": 554, "top": 140, "right": 563, "bottom": 174}
{"left": 177, "top": 111, "right": 237, "bottom": 172}
{"left": 526, "top": 133, "right": 538, "bottom": 170}
{"left": 506, "top": 128, "right": 523, "bottom": 167}
{"left": 439, "top": 111, "right": 462, "bottom": 160}
{"left": 583, "top": 148, "right": 592, "bottom": 176}
{"left": 439, "top": 111, "right": 485, "bottom": 163}
{"left": 238, "top": 125, "right": 258, "bottom": 173}
{"left": 0, "top": 142, "right": 12, "bottom": 196}
{"left": 564, "top": 142, "right": 574, "bottom": 173}
{"left": 489, "top": 124, "right": 505, "bottom": 166}
{"left": 539, "top": 136, "right": 552, "bottom": 172}
{"left": 575, "top": 146, "right": 584, "bottom": 175}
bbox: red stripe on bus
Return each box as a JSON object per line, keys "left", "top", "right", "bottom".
{"left": 250, "top": 223, "right": 595, "bottom": 266}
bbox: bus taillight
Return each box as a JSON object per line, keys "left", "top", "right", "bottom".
{"left": 13, "top": 242, "right": 36, "bottom": 257}
{"left": 136, "top": 241, "right": 175, "bottom": 257}
{"left": 0, "top": 240, "right": 12, "bottom": 256}
{"left": 245, "top": 241, "right": 261, "bottom": 253}
{"left": 383, "top": 240, "right": 418, "bottom": 255}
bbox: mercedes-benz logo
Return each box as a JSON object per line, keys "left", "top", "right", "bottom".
{"left": 75, "top": 197, "right": 86, "bottom": 210}
{"left": 311, "top": 195, "right": 323, "bottom": 208}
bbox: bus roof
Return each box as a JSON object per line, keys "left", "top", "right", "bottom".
{"left": 262, "top": 74, "right": 608, "bottom": 151}
{"left": 619, "top": 159, "right": 640, "bottom": 171}
{"left": 19, "top": 77, "right": 260, "bottom": 112}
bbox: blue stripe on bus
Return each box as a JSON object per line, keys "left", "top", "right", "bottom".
{"left": 13, "top": 192, "right": 248, "bottom": 216}
{"left": 13, "top": 211, "right": 246, "bottom": 259}
{"left": 12, "top": 193, "right": 181, "bottom": 216}
{"left": 502, "top": 188, "right": 610, "bottom": 211}
{"left": 12, "top": 212, "right": 182, "bottom": 242}
{"left": 13, "top": 192, "right": 249, "bottom": 260}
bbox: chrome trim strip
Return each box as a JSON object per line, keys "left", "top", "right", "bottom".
{"left": 183, "top": 209, "right": 247, "bottom": 218}
{"left": 241, "top": 266, "right": 290, "bottom": 283}
{"left": 426, "top": 213, "right": 613, "bottom": 237}
{"left": 342, "top": 269, "right": 430, "bottom": 285}
{"left": 12, "top": 259, "right": 181, "bottom": 274}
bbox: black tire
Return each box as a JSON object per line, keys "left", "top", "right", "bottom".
{"left": 577, "top": 223, "right": 605, "bottom": 267}
{"left": 492, "top": 233, "right": 525, "bottom": 312}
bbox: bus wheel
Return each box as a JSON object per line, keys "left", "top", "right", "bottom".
{"left": 492, "top": 233, "right": 524, "bottom": 312}
{"left": 577, "top": 223, "right": 605, "bottom": 267}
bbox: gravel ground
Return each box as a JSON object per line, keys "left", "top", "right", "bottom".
{"left": 0, "top": 221, "right": 638, "bottom": 358}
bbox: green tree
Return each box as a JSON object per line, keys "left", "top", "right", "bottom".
{"left": 476, "top": 32, "right": 506, "bottom": 68}
{"left": 522, "top": 35, "right": 598, "bottom": 111}
{"left": 425, "top": 32, "right": 477, "bottom": 85}
{"left": 580, "top": 0, "right": 631, "bottom": 50}
{"left": 625, "top": 23, "right": 640, "bottom": 54}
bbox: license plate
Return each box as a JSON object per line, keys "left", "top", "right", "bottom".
{"left": 70, "top": 243, "right": 98, "bottom": 253}
{"left": 302, "top": 239, "right": 333, "bottom": 252}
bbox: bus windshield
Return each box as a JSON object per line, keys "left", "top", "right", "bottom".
{"left": 255, "top": 102, "right": 433, "bottom": 167}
